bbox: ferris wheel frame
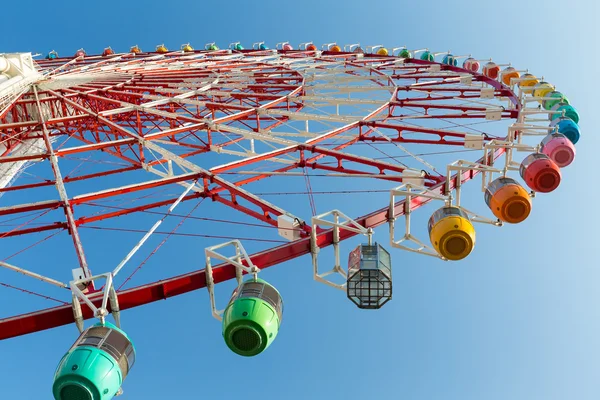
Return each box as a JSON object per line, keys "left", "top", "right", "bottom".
{"left": 0, "top": 44, "right": 554, "bottom": 343}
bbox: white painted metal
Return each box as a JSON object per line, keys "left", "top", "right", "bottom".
{"left": 464, "top": 134, "right": 485, "bottom": 150}
{"left": 310, "top": 209, "right": 372, "bottom": 291}
{"left": 389, "top": 183, "right": 447, "bottom": 258}
{"left": 112, "top": 180, "right": 197, "bottom": 277}
{"left": 32, "top": 85, "right": 91, "bottom": 278}
{"left": 0, "top": 57, "right": 9, "bottom": 73}
{"left": 205, "top": 240, "right": 259, "bottom": 321}
{"left": 0, "top": 260, "right": 67, "bottom": 288}
{"left": 0, "top": 137, "right": 52, "bottom": 197}
{"left": 0, "top": 48, "right": 534, "bottom": 309}
{"left": 70, "top": 271, "right": 120, "bottom": 331}
{"left": 277, "top": 215, "right": 302, "bottom": 241}
{"left": 445, "top": 160, "right": 502, "bottom": 203}
{"left": 480, "top": 87, "right": 495, "bottom": 99}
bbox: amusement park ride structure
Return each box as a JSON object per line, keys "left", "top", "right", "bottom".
{"left": 0, "top": 41, "right": 580, "bottom": 399}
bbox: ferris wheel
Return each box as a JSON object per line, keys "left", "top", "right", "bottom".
{"left": 0, "top": 40, "right": 580, "bottom": 399}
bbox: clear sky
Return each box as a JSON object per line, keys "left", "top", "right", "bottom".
{"left": 1, "top": 1, "right": 600, "bottom": 399}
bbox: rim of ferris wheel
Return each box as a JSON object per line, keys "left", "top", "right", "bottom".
{"left": 205, "top": 240, "right": 260, "bottom": 321}
{"left": 310, "top": 209, "right": 374, "bottom": 291}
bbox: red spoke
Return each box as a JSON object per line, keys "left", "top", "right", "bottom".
{"left": 0, "top": 48, "right": 523, "bottom": 339}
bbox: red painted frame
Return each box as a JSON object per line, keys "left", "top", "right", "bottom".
{"left": 0, "top": 51, "right": 519, "bottom": 340}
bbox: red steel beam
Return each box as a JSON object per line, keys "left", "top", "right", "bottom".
{"left": 0, "top": 53, "right": 519, "bottom": 339}
{"left": 0, "top": 152, "right": 504, "bottom": 341}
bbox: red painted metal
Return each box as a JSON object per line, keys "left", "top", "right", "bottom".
{"left": 0, "top": 49, "right": 520, "bottom": 339}
{"left": 0, "top": 150, "right": 506, "bottom": 341}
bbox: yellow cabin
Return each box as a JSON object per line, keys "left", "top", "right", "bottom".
{"left": 428, "top": 207, "right": 475, "bottom": 261}
{"left": 181, "top": 44, "right": 194, "bottom": 53}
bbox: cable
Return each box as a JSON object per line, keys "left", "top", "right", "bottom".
{"left": 1, "top": 231, "right": 61, "bottom": 262}
{"left": 303, "top": 166, "right": 317, "bottom": 215}
{"left": 0, "top": 208, "right": 57, "bottom": 240}
{"left": 0, "top": 281, "right": 68, "bottom": 305}
{"left": 117, "top": 199, "right": 204, "bottom": 291}
{"left": 80, "top": 226, "right": 288, "bottom": 243}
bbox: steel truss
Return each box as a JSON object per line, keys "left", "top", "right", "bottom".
{"left": 0, "top": 46, "right": 521, "bottom": 340}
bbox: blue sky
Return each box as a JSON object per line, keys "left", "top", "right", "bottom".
{"left": 1, "top": 1, "right": 600, "bottom": 399}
